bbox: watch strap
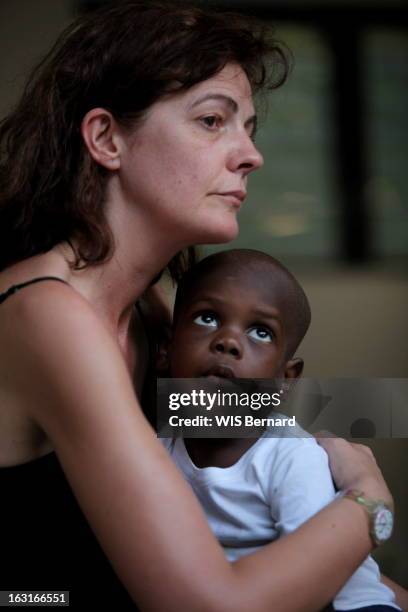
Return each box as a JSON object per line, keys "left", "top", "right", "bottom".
{"left": 343, "top": 489, "right": 394, "bottom": 547}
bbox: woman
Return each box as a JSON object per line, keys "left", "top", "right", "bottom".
{"left": 0, "top": 2, "right": 396, "bottom": 610}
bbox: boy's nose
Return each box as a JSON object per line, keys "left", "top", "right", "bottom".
{"left": 210, "top": 334, "right": 242, "bottom": 359}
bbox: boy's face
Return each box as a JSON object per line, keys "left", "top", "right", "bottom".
{"left": 169, "top": 267, "right": 295, "bottom": 380}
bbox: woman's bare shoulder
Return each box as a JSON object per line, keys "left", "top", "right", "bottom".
{"left": 1, "top": 280, "right": 99, "bottom": 359}
{"left": 0, "top": 279, "right": 128, "bottom": 423}
{"left": 0, "top": 274, "right": 90, "bottom": 318}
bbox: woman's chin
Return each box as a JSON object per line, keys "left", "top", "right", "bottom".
{"left": 196, "top": 217, "right": 239, "bottom": 245}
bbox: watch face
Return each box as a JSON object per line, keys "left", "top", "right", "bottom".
{"left": 374, "top": 507, "right": 394, "bottom": 542}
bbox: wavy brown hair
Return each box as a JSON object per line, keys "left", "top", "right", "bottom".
{"left": 0, "top": 0, "right": 290, "bottom": 281}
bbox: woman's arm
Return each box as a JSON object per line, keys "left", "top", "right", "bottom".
{"left": 381, "top": 575, "right": 408, "bottom": 611}
{"left": 3, "top": 284, "right": 392, "bottom": 612}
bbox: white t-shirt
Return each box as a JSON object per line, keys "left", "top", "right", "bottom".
{"left": 161, "top": 427, "right": 399, "bottom": 611}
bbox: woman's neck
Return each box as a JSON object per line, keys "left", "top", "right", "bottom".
{"left": 56, "top": 189, "right": 187, "bottom": 335}
{"left": 55, "top": 243, "right": 171, "bottom": 338}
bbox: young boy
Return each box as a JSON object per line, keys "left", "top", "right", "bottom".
{"left": 159, "top": 248, "right": 401, "bottom": 611}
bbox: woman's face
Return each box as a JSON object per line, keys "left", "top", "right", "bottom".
{"left": 118, "top": 63, "right": 263, "bottom": 246}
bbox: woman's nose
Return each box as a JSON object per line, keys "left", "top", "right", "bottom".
{"left": 210, "top": 333, "right": 243, "bottom": 359}
{"left": 228, "top": 133, "right": 264, "bottom": 176}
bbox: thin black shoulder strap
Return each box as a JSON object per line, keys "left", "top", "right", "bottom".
{"left": 0, "top": 276, "right": 69, "bottom": 305}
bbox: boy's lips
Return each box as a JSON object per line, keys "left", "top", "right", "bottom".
{"left": 202, "top": 364, "right": 236, "bottom": 379}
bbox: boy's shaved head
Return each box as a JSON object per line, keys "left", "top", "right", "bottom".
{"left": 174, "top": 249, "right": 311, "bottom": 359}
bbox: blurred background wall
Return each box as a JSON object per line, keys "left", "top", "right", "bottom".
{"left": 0, "top": 0, "right": 406, "bottom": 585}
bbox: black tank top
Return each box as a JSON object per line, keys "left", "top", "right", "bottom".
{"left": 0, "top": 278, "right": 136, "bottom": 610}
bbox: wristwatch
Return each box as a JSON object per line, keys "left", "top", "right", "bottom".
{"left": 343, "top": 489, "right": 394, "bottom": 547}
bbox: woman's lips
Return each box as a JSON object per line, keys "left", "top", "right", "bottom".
{"left": 210, "top": 191, "right": 246, "bottom": 208}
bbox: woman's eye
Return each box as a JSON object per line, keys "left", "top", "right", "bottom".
{"left": 200, "top": 115, "right": 222, "bottom": 130}
{"left": 248, "top": 327, "right": 273, "bottom": 343}
{"left": 249, "top": 130, "right": 257, "bottom": 144}
{"left": 193, "top": 313, "right": 218, "bottom": 327}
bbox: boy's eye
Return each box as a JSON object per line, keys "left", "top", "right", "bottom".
{"left": 247, "top": 326, "right": 273, "bottom": 343}
{"left": 193, "top": 312, "right": 218, "bottom": 328}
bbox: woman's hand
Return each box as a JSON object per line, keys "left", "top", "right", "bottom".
{"left": 315, "top": 433, "right": 394, "bottom": 509}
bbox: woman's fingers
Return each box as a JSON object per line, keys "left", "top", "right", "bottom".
{"left": 314, "top": 434, "right": 393, "bottom": 508}
{"left": 356, "top": 444, "right": 376, "bottom": 460}
{"left": 315, "top": 433, "right": 376, "bottom": 467}
{"left": 314, "top": 429, "right": 337, "bottom": 439}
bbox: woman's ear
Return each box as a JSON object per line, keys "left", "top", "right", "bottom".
{"left": 81, "top": 108, "right": 121, "bottom": 170}
{"left": 284, "top": 357, "right": 304, "bottom": 379}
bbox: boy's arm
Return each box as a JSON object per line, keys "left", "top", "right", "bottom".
{"left": 267, "top": 439, "right": 336, "bottom": 535}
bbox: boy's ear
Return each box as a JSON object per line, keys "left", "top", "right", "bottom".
{"left": 284, "top": 357, "right": 304, "bottom": 379}
{"left": 156, "top": 341, "right": 170, "bottom": 373}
